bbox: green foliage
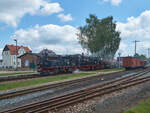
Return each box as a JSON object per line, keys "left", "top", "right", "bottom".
{"left": 124, "top": 99, "right": 150, "bottom": 113}
{"left": 134, "top": 53, "right": 140, "bottom": 58}
{"left": 134, "top": 53, "right": 148, "bottom": 60}
{"left": 77, "top": 14, "right": 121, "bottom": 60}
{"left": 126, "top": 111, "right": 135, "bottom": 113}
{"left": 140, "top": 54, "right": 147, "bottom": 60}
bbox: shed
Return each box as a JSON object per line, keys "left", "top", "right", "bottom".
{"left": 18, "top": 53, "right": 39, "bottom": 70}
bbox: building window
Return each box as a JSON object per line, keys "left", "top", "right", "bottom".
{"left": 25, "top": 60, "right": 29, "bottom": 67}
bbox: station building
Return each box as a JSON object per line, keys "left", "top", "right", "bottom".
{"left": 2, "top": 45, "right": 31, "bottom": 68}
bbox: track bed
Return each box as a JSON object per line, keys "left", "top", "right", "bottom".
{"left": 0, "top": 68, "right": 149, "bottom": 112}
{"left": 1, "top": 69, "right": 150, "bottom": 113}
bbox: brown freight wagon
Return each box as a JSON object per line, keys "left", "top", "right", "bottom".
{"left": 122, "top": 57, "right": 146, "bottom": 69}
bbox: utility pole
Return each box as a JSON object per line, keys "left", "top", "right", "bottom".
{"left": 133, "top": 40, "right": 140, "bottom": 55}
{"left": 148, "top": 48, "right": 150, "bottom": 58}
{"left": 14, "top": 39, "right": 18, "bottom": 70}
{"left": 118, "top": 52, "right": 121, "bottom": 68}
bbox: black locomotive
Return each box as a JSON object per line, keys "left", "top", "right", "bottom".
{"left": 37, "top": 49, "right": 112, "bottom": 75}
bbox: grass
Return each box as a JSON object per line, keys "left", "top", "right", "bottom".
{"left": 124, "top": 99, "right": 150, "bottom": 113}
{"left": 90, "top": 68, "right": 125, "bottom": 73}
{"left": 0, "top": 68, "right": 124, "bottom": 91}
{"left": 0, "top": 73, "right": 95, "bottom": 91}
{"left": 0, "top": 72, "right": 36, "bottom": 76}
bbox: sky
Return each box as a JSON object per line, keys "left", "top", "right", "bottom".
{"left": 0, "top": 0, "right": 150, "bottom": 58}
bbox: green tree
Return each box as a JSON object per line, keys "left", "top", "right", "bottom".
{"left": 140, "top": 54, "right": 147, "bottom": 60}
{"left": 77, "top": 14, "right": 121, "bottom": 60}
{"left": 134, "top": 53, "right": 140, "bottom": 58}
{"left": 134, "top": 54, "right": 148, "bottom": 60}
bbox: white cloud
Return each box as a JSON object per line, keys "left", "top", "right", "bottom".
{"left": 103, "top": 0, "right": 122, "bottom": 6}
{"left": 111, "top": 0, "right": 122, "bottom": 6}
{"left": 0, "top": 0, "right": 63, "bottom": 27}
{"left": 11, "top": 24, "right": 83, "bottom": 55}
{"left": 116, "top": 10, "right": 150, "bottom": 56}
{"left": 119, "top": 42, "right": 127, "bottom": 52}
{"left": 117, "top": 10, "right": 150, "bottom": 39}
{"left": 117, "top": 42, "right": 134, "bottom": 56}
{"left": 103, "top": 0, "right": 109, "bottom": 2}
{"left": 57, "top": 13, "right": 73, "bottom": 22}
{"left": 40, "top": 2, "right": 63, "bottom": 15}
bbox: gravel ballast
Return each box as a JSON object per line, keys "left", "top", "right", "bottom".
{"left": 0, "top": 71, "right": 136, "bottom": 111}
{"left": 53, "top": 80, "right": 150, "bottom": 113}
{"left": 0, "top": 70, "right": 149, "bottom": 112}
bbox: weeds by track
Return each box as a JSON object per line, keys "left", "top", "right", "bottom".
{"left": 1, "top": 69, "right": 150, "bottom": 113}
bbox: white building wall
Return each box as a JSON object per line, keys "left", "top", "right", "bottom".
{"left": 2, "top": 51, "right": 11, "bottom": 68}
{"left": 11, "top": 55, "right": 21, "bottom": 68}
{"left": 18, "top": 48, "right": 26, "bottom": 56}
{"left": 2, "top": 48, "right": 25, "bottom": 68}
{"left": 17, "top": 48, "right": 25, "bottom": 68}
{"left": 11, "top": 55, "right": 16, "bottom": 68}
{"left": 0, "top": 61, "right": 3, "bottom": 68}
{"left": 18, "top": 58, "right": 21, "bottom": 68}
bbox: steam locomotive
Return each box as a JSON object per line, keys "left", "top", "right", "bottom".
{"left": 37, "top": 49, "right": 111, "bottom": 75}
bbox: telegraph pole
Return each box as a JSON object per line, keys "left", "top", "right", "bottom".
{"left": 148, "top": 48, "right": 150, "bottom": 58}
{"left": 133, "top": 40, "right": 140, "bottom": 55}
{"left": 118, "top": 52, "right": 121, "bottom": 68}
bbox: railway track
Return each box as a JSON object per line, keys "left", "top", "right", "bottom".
{"left": 0, "top": 68, "right": 144, "bottom": 83}
{"left": 0, "top": 72, "right": 88, "bottom": 82}
{"left": 1, "top": 69, "right": 150, "bottom": 113}
{"left": 0, "top": 69, "right": 146, "bottom": 100}
{"left": 0, "top": 74, "right": 37, "bottom": 82}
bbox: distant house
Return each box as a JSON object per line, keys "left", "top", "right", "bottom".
{"left": 2, "top": 45, "right": 31, "bottom": 68}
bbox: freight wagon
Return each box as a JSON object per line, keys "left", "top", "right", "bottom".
{"left": 122, "top": 57, "right": 147, "bottom": 70}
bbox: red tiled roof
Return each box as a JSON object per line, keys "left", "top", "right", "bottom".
{"left": 6, "top": 45, "right": 31, "bottom": 55}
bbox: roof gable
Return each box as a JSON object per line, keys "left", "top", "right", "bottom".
{"left": 3, "top": 45, "right": 31, "bottom": 55}
{"left": 3, "top": 45, "right": 9, "bottom": 51}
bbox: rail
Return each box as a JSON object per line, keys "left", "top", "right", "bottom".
{"left": 1, "top": 69, "right": 150, "bottom": 113}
